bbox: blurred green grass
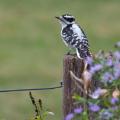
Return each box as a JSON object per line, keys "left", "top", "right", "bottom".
{"left": 0, "top": 0, "right": 119, "bottom": 119}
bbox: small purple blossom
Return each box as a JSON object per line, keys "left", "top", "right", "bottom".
{"left": 110, "top": 97, "right": 119, "bottom": 105}
{"left": 114, "top": 70, "right": 120, "bottom": 79}
{"left": 111, "top": 106, "right": 118, "bottom": 110}
{"left": 65, "top": 113, "right": 74, "bottom": 120}
{"left": 90, "top": 87, "right": 102, "bottom": 99}
{"left": 114, "top": 65, "right": 120, "bottom": 79}
{"left": 102, "top": 72, "right": 114, "bottom": 83}
{"left": 113, "top": 51, "right": 120, "bottom": 59}
{"left": 89, "top": 103, "right": 100, "bottom": 112}
{"left": 99, "top": 109, "right": 113, "bottom": 120}
{"left": 74, "top": 107, "right": 83, "bottom": 114}
{"left": 106, "top": 59, "right": 113, "bottom": 67}
{"left": 85, "top": 56, "right": 93, "bottom": 65}
{"left": 90, "top": 64, "right": 103, "bottom": 74}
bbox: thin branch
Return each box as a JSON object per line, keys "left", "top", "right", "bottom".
{"left": 70, "top": 71, "right": 83, "bottom": 84}
{"left": 70, "top": 70, "right": 86, "bottom": 94}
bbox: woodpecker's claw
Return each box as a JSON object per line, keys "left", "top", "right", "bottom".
{"left": 66, "top": 49, "right": 72, "bottom": 55}
{"left": 67, "top": 51, "right": 71, "bottom": 55}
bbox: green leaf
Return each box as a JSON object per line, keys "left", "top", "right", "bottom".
{"left": 82, "top": 111, "right": 89, "bottom": 120}
{"left": 73, "top": 94, "right": 87, "bottom": 103}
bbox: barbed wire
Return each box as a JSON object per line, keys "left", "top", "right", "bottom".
{"left": 0, "top": 82, "right": 63, "bottom": 93}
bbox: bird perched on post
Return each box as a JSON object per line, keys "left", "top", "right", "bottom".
{"left": 55, "top": 14, "right": 91, "bottom": 59}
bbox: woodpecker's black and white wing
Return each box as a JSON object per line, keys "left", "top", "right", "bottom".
{"left": 61, "top": 23, "right": 91, "bottom": 59}
{"left": 75, "top": 25, "right": 91, "bottom": 59}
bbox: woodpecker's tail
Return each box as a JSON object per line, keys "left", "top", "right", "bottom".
{"left": 76, "top": 47, "right": 91, "bottom": 59}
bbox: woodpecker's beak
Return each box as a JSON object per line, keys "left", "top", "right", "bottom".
{"left": 55, "top": 16, "right": 67, "bottom": 24}
{"left": 55, "top": 16, "right": 61, "bottom": 20}
{"left": 55, "top": 16, "right": 65, "bottom": 22}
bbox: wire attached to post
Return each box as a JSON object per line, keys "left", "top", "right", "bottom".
{"left": 0, "top": 83, "right": 63, "bottom": 93}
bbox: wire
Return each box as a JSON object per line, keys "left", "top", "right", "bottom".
{"left": 0, "top": 84, "right": 63, "bottom": 93}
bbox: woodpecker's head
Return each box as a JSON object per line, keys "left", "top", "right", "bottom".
{"left": 55, "top": 14, "right": 75, "bottom": 27}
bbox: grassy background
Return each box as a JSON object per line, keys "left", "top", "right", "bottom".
{"left": 0, "top": 0, "right": 120, "bottom": 119}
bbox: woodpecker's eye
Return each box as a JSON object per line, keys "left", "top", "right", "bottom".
{"left": 62, "top": 14, "right": 75, "bottom": 23}
{"left": 63, "top": 16, "right": 75, "bottom": 22}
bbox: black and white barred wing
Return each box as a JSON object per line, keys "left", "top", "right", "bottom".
{"left": 61, "top": 24, "right": 91, "bottom": 59}
{"left": 76, "top": 34, "right": 91, "bottom": 59}
{"left": 73, "top": 24, "right": 91, "bottom": 59}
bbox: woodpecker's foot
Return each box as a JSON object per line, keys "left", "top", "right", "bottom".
{"left": 73, "top": 53, "right": 77, "bottom": 56}
{"left": 67, "top": 50, "right": 71, "bottom": 55}
{"left": 66, "top": 52, "right": 77, "bottom": 57}
{"left": 66, "top": 48, "right": 72, "bottom": 55}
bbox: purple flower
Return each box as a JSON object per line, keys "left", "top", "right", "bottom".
{"left": 102, "top": 72, "right": 114, "bottom": 83}
{"left": 111, "top": 106, "right": 118, "bottom": 110}
{"left": 65, "top": 113, "right": 74, "bottom": 120}
{"left": 110, "top": 97, "right": 119, "bottom": 105}
{"left": 114, "top": 65, "right": 120, "bottom": 79}
{"left": 99, "top": 109, "right": 113, "bottom": 120}
{"left": 89, "top": 103, "right": 100, "bottom": 112}
{"left": 106, "top": 59, "right": 113, "bottom": 67}
{"left": 74, "top": 107, "right": 83, "bottom": 114}
{"left": 114, "top": 70, "right": 120, "bottom": 79}
{"left": 90, "top": 64, "right": 103, "bottom": 74}
{"left": 85, "top": 56, "right": 93, "bottom": 65}
{"left": 90, "top": 88, "right": 102, "bottom": 99}
{"left": 113, "top": 51, "right": 120, "bottom": 59}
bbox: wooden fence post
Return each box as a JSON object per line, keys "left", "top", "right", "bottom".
{"left": 63, "top": 54, "right": 85, "bottom": 119}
